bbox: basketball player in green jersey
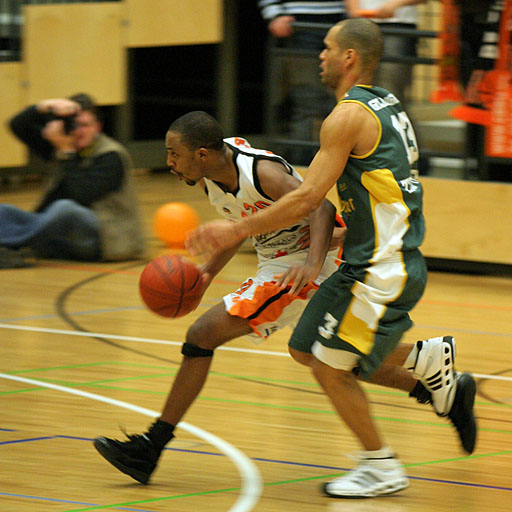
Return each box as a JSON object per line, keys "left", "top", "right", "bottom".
{"left": 187, "top": 18, "right": 477, "bottom": 498}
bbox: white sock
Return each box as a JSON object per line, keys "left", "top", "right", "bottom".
{"left": 360, "top": 446, "right": 394, "bottom": 459}
{"left": 404, "top": 341, "right": 421, "bottom": 371}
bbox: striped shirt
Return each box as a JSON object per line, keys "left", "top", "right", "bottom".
{"left": 258, "top": 1, "right": 345, "bottom": 23}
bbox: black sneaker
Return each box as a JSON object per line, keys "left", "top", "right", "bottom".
{"left": 93, "top": 433, "right": 161, "bottom": 484}
{"left": 0, "top": 246, "right": 35, "bottom": 269}
{"left": 448, "top": 373, "right": 477, "bottom": 454}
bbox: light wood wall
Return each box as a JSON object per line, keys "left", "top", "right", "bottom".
{"left": 421, "top": 176, "right": 512, "bottom": 264}
{"left": 125, "top": 0, "right": 223, "bottom": 47}
{"left": 0, "top": 0, "right": 223, "bottom": 169}
{"left": 23, "top": 3, "right": 126, "bottom": 105}
{"left": 303, "top": 170, "right": 512, "bottom": 266}
{"left": 0, "top": 63, "right": 26, "bottom": 167}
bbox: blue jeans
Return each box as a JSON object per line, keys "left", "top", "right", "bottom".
{"left": 0, "top": 199, "right": 101, "bottom": 260}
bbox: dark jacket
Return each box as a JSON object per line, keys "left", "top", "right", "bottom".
{"left": 9, "top": 106, "right": 145, "bottom": 260}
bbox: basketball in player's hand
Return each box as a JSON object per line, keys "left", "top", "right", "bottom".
{"left": 139, "top": 254, "right": 204, "bottom": 318}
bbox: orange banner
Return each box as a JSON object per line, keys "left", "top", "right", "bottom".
{"left": 485, "top": 0, "right": 512, "bottom": 157}
{"left": 430, "top": 0, "right": 463, "bottom": 103}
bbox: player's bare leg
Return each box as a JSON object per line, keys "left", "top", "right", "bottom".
{"left": 290, "top": 341, "right": 477, "bottom": 454}
{"left": 310, "top": 357, "right": 409, "bottom": 498}
{"left": 93, "top": 302, "right": 253, "bottom": 484}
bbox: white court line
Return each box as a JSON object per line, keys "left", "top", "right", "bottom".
{"left": 0, "top": 322, "right": 289, "bottom": 357}
{"left": 0, "top": 322, "right": 510, "bottom": 381}
{"left": 0, "top": 373, "right": 262, "bottom": 512}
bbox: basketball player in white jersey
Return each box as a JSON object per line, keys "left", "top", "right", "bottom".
{"left": 93, "top": 111, "right": 475, "bottom": 486}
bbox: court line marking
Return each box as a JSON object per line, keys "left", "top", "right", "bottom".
{"left": 0, "top": 492, "right": 153, "bottom": 512}
{"left": 3, "top": 436, "right": 512, "bottom": 500}
{"left": 0, "top": 373, "right": 262, "bottom": 512}
{"left": 1, "top": 323, "right": 511, "bottom": 382}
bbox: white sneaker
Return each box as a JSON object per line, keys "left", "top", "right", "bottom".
{"left": 323, "top": 449, "right": 409, "bottom": 498}
{"left": 411, "top": 336, "right": 457, "bottom": 416}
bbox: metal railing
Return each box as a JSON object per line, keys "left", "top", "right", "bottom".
{"left": 262, "top": 21, "right": 471, "bottom": 171}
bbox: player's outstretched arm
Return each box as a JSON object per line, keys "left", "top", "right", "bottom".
{"left": 198, "top": 239, "right": 245, "bottom": 287}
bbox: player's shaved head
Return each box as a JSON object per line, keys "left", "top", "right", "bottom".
{"left": 168, "top": 111, "right": 224, "bottom": 151}
{"left": 333, "top": 18, "right": 383, "bottom": 75}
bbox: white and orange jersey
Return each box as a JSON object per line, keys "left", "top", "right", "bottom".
{"left": 204, "top": 137, "right": 340, "bottom": 341}
{"left": 204, "top": 137, "right": 316, "bottom": 264}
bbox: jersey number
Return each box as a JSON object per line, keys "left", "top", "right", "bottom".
{"left": 391, "top": 112, "right": 419, "bottom": 166}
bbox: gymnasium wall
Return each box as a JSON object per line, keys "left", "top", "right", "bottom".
{"left": 316, "top": 173, "right": 512, "bottom": 267}
{"left": 1, "top": 1, "right": 511, "bottom": 267}
{"left": 0, "top": 0, "right": 223, "bottom": 168}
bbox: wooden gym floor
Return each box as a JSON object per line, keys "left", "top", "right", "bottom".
{"left": 1, "top": 172, "right": 511, "bottom": 512}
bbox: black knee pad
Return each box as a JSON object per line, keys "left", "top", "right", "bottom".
{"left": 181, "top": 342, "right": 214, "bottom": 358}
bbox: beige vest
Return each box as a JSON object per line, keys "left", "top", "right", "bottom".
{"left": 83, "top": 134, "right": 145, "bottom": 260}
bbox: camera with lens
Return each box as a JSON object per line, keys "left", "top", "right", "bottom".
{"left": 48, "top": 109, "right": 78, "bottom": 134}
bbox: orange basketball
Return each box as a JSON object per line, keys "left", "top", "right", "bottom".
{"left": 153, "top": 202, "right": 200, "bottom": 248}
{"left": 139, "top": 254, "right": 204, "bottom": 318}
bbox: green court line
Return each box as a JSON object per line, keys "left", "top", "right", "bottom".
{"left": 7, "top": 362, "right": 120, "bottom": 374}
{"left": 5, "top": 360, "right": 512, "bottom": 407}
{"left": 58, "top": 449, "right": 512, "bottom": 512}
{"left": 43, "top": 372, "right": 176, "bottom": 386}
{"left": 3, "top": 378, "right": 511, "bottom": 434}
{"left": 2, "top": 360, "right": 406, "bottom": 394}
{"left": 60, "top": 486, "right": 240, "bottom": 512}
{"left": 406, "top": 449, "right": 512, "bottom": 467}
{"left": 3, "top": 362, "right": 512, "bottom": 417}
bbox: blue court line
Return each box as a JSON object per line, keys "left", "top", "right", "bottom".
{"left": 0, "top": 428, "right": 16, "bottom": 432}
{"left": 3, "top": 434, "right": 511, "bottom": 493}
{"left": 0, "top": 492, "right": 156, "bottom": 512}
{"left": 0, "top": 300, "right": 216, "bottom": 324}
{"left": 1, "top": 311, "right": 510, "bottom": 339}
{"left": 0, "top": 436, "right": 56, "bottom": 445}
{"left": 0, "top": 305, "right": 145, "bottom": 323}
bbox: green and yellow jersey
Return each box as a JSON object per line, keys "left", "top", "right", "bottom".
{"left": 336, "top": 85, "right": 425, "bottom": 266}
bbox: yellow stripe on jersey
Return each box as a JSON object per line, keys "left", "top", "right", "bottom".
{"left": 336, "top": 259, "right": 408, "bottom": 355}
{"left": 336, "top": 100, "right": 382, "bottom": 159}
{"left": 337, "top": 288, "right": 380, "bottom": 355}
{"left": 334, "top": 168, "right": 411, "bottom": 353}
{"left": 362, "top": 168, "right": 411, "bottom": 263}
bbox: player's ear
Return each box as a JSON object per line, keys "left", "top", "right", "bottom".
{"left": 197, "top": 147, "right": 209, "bottom": 160}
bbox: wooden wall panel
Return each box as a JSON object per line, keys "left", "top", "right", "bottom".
{"left": 297, "top": 168, "right": 512, "bottom": 265}
{"left": 0, "top": 63, "right": 27, "bottom": 167}
{"left": 421, "top": 176, "right": 512, "bottom": 264}
{"left": 23, "top": 3, "right": 126, "bottom": 105}
{"left": 125, "top": 0, "right": 223, "bottom": 47}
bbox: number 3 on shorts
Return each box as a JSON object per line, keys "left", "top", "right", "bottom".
{"left": 318, "top": 312, "right": 338, "bottom": 340}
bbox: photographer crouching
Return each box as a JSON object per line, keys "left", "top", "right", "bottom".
{"left": 0, "top": 94, "right": 145, "bottom": 268}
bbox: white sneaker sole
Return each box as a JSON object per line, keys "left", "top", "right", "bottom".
{"left": 323, "top": 476, "right": 409, "bottom": 498}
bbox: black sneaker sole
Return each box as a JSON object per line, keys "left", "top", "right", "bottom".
{"left": 93, "top": 437, "right": 152, "bottom": 485}
{"left": 448, "top": 373, "right": 477, "bottom": 454}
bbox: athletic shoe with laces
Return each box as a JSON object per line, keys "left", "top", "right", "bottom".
{"left": 448, "top": 372, "right": 477, "bottom": 454}
{"left": 323, "top": 449, "right": 409, "bottom": 498}
{"left": 93, "top": 433, "right": 161, "bottom": 484}
{"left": 412, "top": 336, "right": 457, "bottom": 416}
{"left": 0, "top": 246, "right": 35, "bottom": 269}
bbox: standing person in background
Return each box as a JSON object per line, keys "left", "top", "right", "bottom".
{"left": 186, "top": 19, "right": 477, "bottom": 498}
{"left": 345, "top": 0, "right": 427, "bottom": 107}
{"left": 455, "top": 0, "right": 509, "bottom": 181}
{"left": 258, "top": 0, "right": 347, "bottom": 165}
{"left": 0, "top": 94, "right": 145, "bottom": 268}
{"left": 346, "top": 1, "right": 429, "bottom": 174}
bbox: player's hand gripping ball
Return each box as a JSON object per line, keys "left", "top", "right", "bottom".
{"left": 139, "top": 254, "right": 204, "bottom": 318}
